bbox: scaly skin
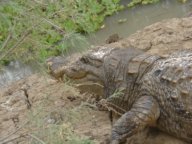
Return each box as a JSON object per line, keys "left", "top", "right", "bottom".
{"left": 46, "top": 47, "right": 192, "bottom": 143}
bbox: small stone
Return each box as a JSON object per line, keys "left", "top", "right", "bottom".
{"left": 47, "top": 118, "right": 56, "bottom": 124}
{"left": 67, "top": 96, "right": 76, "bottom": 101}
{"left": 54, "top": 100, "right": 65, "bottom": 107}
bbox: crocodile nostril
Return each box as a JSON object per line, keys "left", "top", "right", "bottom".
{"left": 80, "top": 56, "right": 89, "bottom": 64}
{"left": 71, "top": 67, "right": 78, "bottom": 72}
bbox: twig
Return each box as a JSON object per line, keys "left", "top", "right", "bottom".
{"left": 99, "top": 99, "right": 126, "bottom": 116}
{"left": 43, "top": 18, "right": 65, "bottom": 34}
{"left": 33, "top": 0, "right": 48, "bottom": 6}
{"left": 0, "top": 33, "right": 12, "bottom": 51}
{"left": 81, "top": 102, "right": 98, "bottom": 110}
{"left": 27, "top": 133, "right": 46, "bottom": 144}
{"left": 1, "top": 135, "right": 23, "bottom": 144}
{"left": 0, "top": 120, "right": 30, "bottom": 143}
{"left": 0, "top": 109, "right": 42, "bottom": 143}
{"left": 0, "top": 30, "right": 31, "bottom": 61}
{"left": 1, "top": 131, "right": 46, "bottom": 144}
{"left": 75, "top": 82, "right": 104, "bottom": 88}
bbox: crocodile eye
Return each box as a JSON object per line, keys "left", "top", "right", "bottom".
{"left": 154, "top": 69, "right": 162, "bottom": 76}
{"left": 80, "top": 56, "right": 89, "bottom": 64}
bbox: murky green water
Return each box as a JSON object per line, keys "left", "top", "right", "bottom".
{"left": 88, "top": 0, "right": 192, "bottom": 45}
{"left": 1, "top": 0, "right": 192, "bottom": 86}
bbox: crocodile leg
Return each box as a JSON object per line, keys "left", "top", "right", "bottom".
{"left": 111, "top": 96, "right": 160, "bottom": 144}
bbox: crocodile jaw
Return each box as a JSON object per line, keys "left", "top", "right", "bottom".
{"left": 64, "top": 47, "right": 115, "bottom": 80}
{"left": 47, "top": 47, "right": 115, "bottom": 82}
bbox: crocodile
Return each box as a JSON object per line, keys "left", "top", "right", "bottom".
{"left": 47, "top": 47, "right": 192, "bottom": 144}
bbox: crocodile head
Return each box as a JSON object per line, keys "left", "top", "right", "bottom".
{"left": 47, "top": 46, "right": 144, "bottom": 95}
{"left": 46, "top": 47, "right": 115, "bottom": 95}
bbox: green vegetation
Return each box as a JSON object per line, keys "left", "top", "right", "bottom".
{"left": 0, "top": 0, "right": 122, "bottom": 65}
{"left": 128, "top": 0, "right": 159, "bottom": 7}
{"left": 127, "top": 0, "right": 188, "bottom": 7}
{"left": 0, "top": 0, "right": 189, "bottom": 66}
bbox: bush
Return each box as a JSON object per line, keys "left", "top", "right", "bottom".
{"left": 0, "top": 0, "right": 121, "bottom": 65}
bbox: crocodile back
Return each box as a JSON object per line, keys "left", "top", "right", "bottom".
{"left": 141, "top": 50, "right": 192, "bottom": 140}
{"left": 150, "top": 51, "right": 192, "bottom": 119}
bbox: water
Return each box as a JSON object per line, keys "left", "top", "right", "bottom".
{"left": 1, "top": 0, "right": 192, "bottom": 86}
{"left": 88, "top": 0, "right": 192, "bottom": 44}
{"left": 0, "top": 61, "right": 38, "bottom": 87}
